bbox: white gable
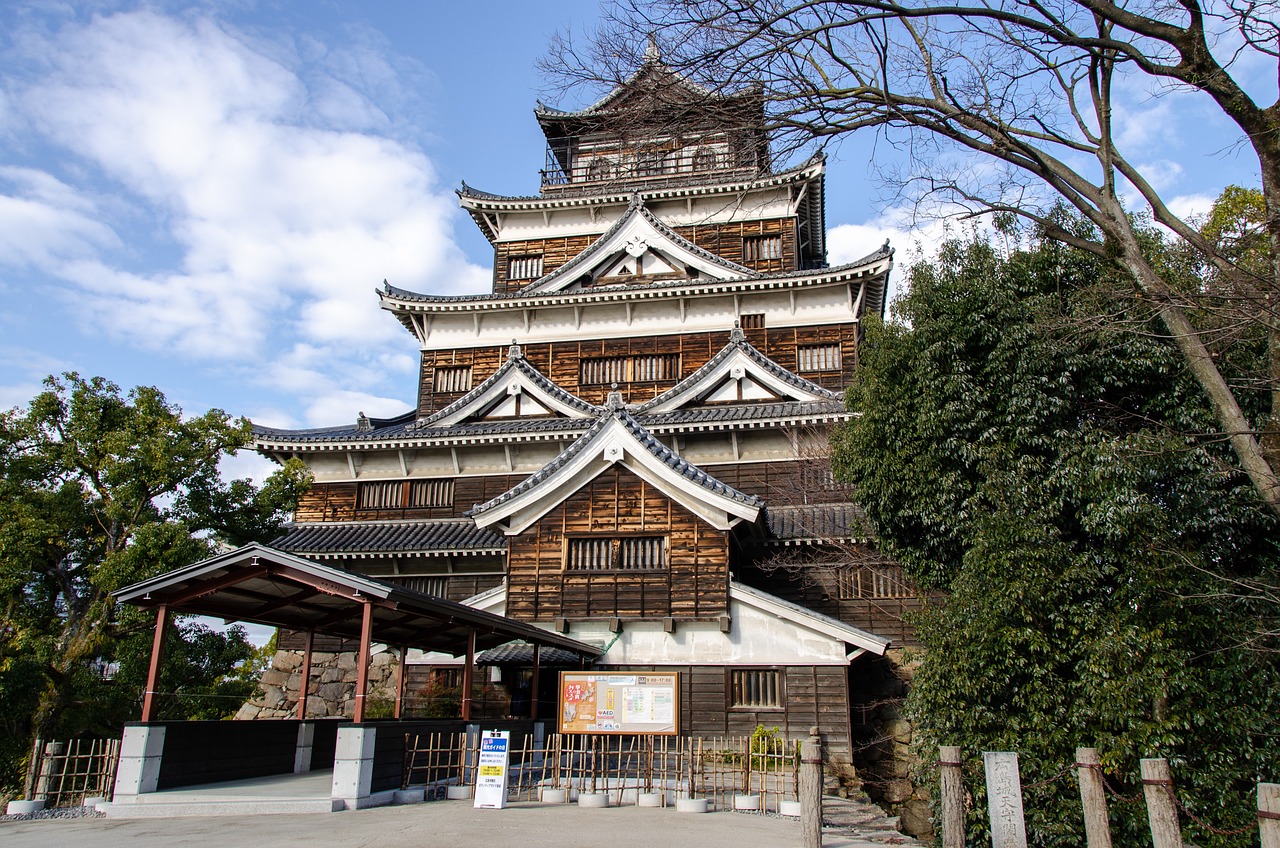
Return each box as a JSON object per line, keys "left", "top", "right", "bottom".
{"left": 637, "top": 341, "right": 839, "bottom": 415}
{"left": 421, "top": 353, "right": 600, "bottom": 429}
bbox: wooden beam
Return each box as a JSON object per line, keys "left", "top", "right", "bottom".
{"left": 352, "top": 601, "right": 373, "bottom": 723}
{"left": 530, "top": 643, "right": 541, "bottom": 722}
{"left": 140, "top": 605, "right": 170, "bottom": 722}
{"left": 394, "top": 645, "right": 408, "bottom": 720}
{"left": 461, "top": 629, "right": 476, "bottom": 721}
{"left": 158, "top": 565, "right": 269, "bottom": 607}
{"left": 297, "top": 630, "right": 314, "bottom": 720}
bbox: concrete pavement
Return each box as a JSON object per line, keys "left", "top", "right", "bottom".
{"left": 1, "top": 799, "right": 907, "bottom": 848}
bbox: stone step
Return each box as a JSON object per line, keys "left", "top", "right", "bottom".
{"left": 99, "top": 798, "right": 341, "bottom": 818}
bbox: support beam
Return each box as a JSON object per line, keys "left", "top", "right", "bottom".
{"left": 352, "top": 601, "right": 373, "bottom": 722}
{"left": 461, "top": 629, "right": 476, "bottom": 721}
{"left": 530, "top": 643, "right": 541, "bottom": 722}
{"left": 140, "top": 605, "right": 170, "bottom": 722}
{"left": 297, "top": 630, "right": 314, "bottom": 721}
{"left": 394, "top": 645, "right": 408, "bottom": 720}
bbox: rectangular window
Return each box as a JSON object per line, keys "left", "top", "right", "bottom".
{"left": 397, "top": 576, "right": 448, "bottom": 596}
{"left": 357, "top": 479, "right": 455, "bottom": 511}
{"left": 739, "top": 313, "right": 765, "bottom": 330}
{"left": 508, "top": 255, "right": 544, "bottom": 280}
{"left": 837, "top": 564, "right": 914, "bottom": 599}
{"left": 636, "top": 149, "right": 666, "bottom": 177}
{"left": 797, "top": 343, "right": 841, "bottom": 372}
{"left": 434, "top": 366, "right": 472, "bottom": 393}
{"left": 743, "top": 235, "right": 783, "bottom": 263}
{"left": 730, "top": 669, "right": 781, "bottom": 708}
{"left": 566, "top": 536, "right": 667, "bottom": 572}
{"left": 581, "top": 354, "right": 679, "bottom": 385}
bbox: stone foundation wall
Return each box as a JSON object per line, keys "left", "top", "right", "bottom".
{"left": 235, "top": 647, "right": 401, "bottom": 720}
{"left": 850, "top": 649, "right": 932, "bottom": 839}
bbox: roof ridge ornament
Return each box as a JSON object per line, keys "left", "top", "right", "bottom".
{"left": 730, "top": 321, "right": 745, "bottom": 342}
{"left": 645, "top": 33, "right": 660, "bottom": 62}
{"left": 606, "top": 387, "right": 625, "bottom": 411}
{"left": 356, "top": 411, "right": 373, "bottom": 433}
{"left": 508, "top": 339, "right": 523, "bottom": 360}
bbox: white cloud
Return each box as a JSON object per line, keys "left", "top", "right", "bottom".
{"left": 0, "top": 8, "right": 488, "bottom": 423}
{"left": 0, "top": 345, "right": 69, "bottom": 411}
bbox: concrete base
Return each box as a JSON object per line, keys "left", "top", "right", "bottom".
{"left": 335, "top": 789, "right": 397, "bottom": 811}
{"left": 733, "top": 794, "right": 760, "bottom": 811}
{"left": 637, "top": 792, "right": 663, "bottom": 807}
{"left": 676, "top": 798, "right": 709, "bottom": 813}
{"left": 101, "top": 799, "right": 341, "bottom": 818}
{"left": 82, "top": 796, "right": 106, "bottom": 809}
{"left": 393, "top": 788, "right": 425, "bottom": 804}
{"left": 577, "top": 793, "right": 610, "bottom": 808}
{"left": 779, "top": 800, "right": 802, "bottom": 817}
{"left": 6, "top": 800, "right": 45, "bottom": 814}
{"left": 539, "top": 788, "right": 568, "bottom": 803}
{"left": 445, "top": 785, "right": 472, "bottom": 800}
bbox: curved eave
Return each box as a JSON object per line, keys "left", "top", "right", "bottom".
{"left": 456, "top": 157, "right": 825, "bottom": 233}
{"left": 378, "top": 253, "right": 891, "bottom": 322}
{"left": 254, "top": 423, "right": 595, "bottom": 454}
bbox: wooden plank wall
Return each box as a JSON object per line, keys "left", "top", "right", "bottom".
{"left": 293, "top": 475, "right": 526, "bottom": 523}
{"left": 505, "top": 467, "right": 729, "bottom": 622}
{"left": 417, "top": 324, "right": 857, "bottom": 415}
{"left": 489, "top": 217, "right": 798, "bottom": 292}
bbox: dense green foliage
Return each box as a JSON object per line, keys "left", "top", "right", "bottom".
{"left": 832, "top": 227, "right": 1280, "bottom": 847}
{"left": 0, "top": 374, "right": 310, "bottom": 793}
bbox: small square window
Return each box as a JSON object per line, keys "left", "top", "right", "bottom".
{"left": 739, "top": 313, "right": 765, "bottom": 330}
{"left": 730, "top": 669, "right": 781, "bottom": 708}
{"left": 743, "top": 235, "right": 782, "bottom": 263}
{"left": 434, "top": 366, "right": 472, "bottom": 393}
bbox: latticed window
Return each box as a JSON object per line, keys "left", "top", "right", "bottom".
{"left": 797, "top": 343, "right": 841, "bottom": 372}
{"left": 836, "top": 564, "right": 914, "bottom": 599}
{"left": 742, "top": 235, "right": 783, "bottom": 262}
{"left": 397, "top": 576, "right": 448, "bottom": 596}
{"left": 434, "top": 366, "right": 472, "bottom": 393}
{"left": 739, "top": 313, "right": 765, "bottom": 330}
{"left": 636, "top": 149, "right": 666, "bottom": 177}
{"left": 508, "top": 255, "right": 544, "bottom": 280}
{"left": 565, "top": 536, "right": 667, "bottom": 571}
{"left": 357, "top": 479, "right": 454, "bottom": 511}
{"left": 730, "top": 669, "right": 781, "bottom": 708}
{"left": 581, "top": 354, "right": 679, "bottom": 385}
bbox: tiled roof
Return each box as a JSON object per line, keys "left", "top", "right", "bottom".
{"left": 254, "top": 410, "right": 417, "bottom": 444}
{"left": 468, "top": 402, "right": 762, "bottom": 520}
{"left": 639, "top": 400, "right": 847, "bottom": 428}
{"left": 415, "top": 345, "right": 601, "bottom": 429}
{"left": 765, "top": 504, "right": 870, "bottom": 543}
{"left": 272, "top": 520, "right": 506, "bottom": 556}
{"left": 476, "top": 643, "right": 582, "bottom": 665}
{"left": 515, "top": 196, "right": 752, "bottom": 295}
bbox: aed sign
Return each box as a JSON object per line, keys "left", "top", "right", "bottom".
{"left": 473, "top": 730, "right": 510, "bottom": 809}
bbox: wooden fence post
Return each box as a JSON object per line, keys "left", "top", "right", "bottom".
{"left": 22, "top": 737, "right": 43, "bottom": 802}
{"left": 1140, "top": 758, "right": 1183, "bottom": 848}
{"left": 1076, "top": 748, "right": 1112, "bottom": 848}
{"left": 1260, "top": 783, "right": 1280, "bottom": 848}
{"left": 800, "top": 726, "right": 823, "bottom": 848}
{"left": 33, "top": 741, "right": 64, "bottom": 803}
{"left": 938, "top": 746, "right": 965, "bottom": 848}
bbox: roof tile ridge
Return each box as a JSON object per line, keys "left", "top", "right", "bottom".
{"left": 515, "top": 194, "right": 648, "bottom": 294}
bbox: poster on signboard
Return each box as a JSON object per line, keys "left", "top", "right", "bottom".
{"left": 558, "top": 672, "right": 679, "bottom": 735}
{"left": 473, "top": 730, "right": 509, "bottom": 809}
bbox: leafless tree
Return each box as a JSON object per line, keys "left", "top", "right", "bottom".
{"left": 543, "top": 0, "right": 1280, "bottom": 517}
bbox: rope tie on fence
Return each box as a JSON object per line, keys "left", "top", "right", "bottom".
{"left": 937, "top": 760, "right": 963, "bottom": 768}
{"left": 1260, "top": 811, "right": 1280, "bottom": 821}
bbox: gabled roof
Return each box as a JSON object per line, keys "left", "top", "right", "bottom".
{"left": 516, "top": 195, "right": 752, "bottom": 295}
{"left": 254, "top": 409, "right": 417, "bottom": 445}
{"left": 730, "top": 581, "right": 890, "bottom": 655}
{"left": 632, "top": 326, "right": 841, "bottom": 415}
{"left": 415, "top": 342, "right": 601, "bottom": 429}
{"left": 534, "top": 54, "right": 731, "bottom": 124}
{"left": 468, "top": 394, "right": 761, "bottom": 535}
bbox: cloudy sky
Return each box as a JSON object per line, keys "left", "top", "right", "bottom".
{"left": 0, "top": 1, "right": 1268, "bottom": 471}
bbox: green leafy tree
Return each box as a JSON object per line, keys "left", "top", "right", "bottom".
{"left": 832, "top": 227, "right": 1280, "bottom": 846}
{"left": 0, "top": 373, "right": 310, "bottom": 790}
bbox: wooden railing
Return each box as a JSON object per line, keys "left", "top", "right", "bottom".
{"left": 22, "top": 738, "right": 121, "bottom": 808}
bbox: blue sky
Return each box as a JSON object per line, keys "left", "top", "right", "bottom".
{"left": 0, "top": 0, "right": 1269, "bottom": 484}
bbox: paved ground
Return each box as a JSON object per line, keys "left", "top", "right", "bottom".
{"left": 0, "top": 798, "right": 919, "bottom": 848}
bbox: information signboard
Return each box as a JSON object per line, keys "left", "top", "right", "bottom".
{"left": 558, "top": 672, "right": 679, "bottom": 735}
{"left": 473, "top": 730, "right": 510, "bottom": 809}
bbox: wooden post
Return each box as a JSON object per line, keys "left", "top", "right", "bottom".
{"left": 1141, "top": 758, "right": 1183, "bottom": 848}
{"left": 938, "top": 746, "right": 965, "bottom": 848}
{"left": 140, "top": 604, "right": 170, "bottom": 722}
{"left": 352, "top": 601, "right": 373, "bottom": 723}
{"left": 296, "top": 629, "right": 314, "bottom": 720}
{"left": 530, "top": 643, "right": 541, "bottom": 721}
{"left": 799, "top": 725, "right": 823, "bottom": 848}
{"left": 394, "top": 644, "right": 408, "bottom": 719}
{"left": 1076, "top": 748, "right": 1112, "bottom": 848}
{"left": 33, "top": 741, "right": 64, "bottom": 803}
{"left": 22, "top": 737, "right": 43, "bottom": 802}
{"left": 1259, "top": 783, "right": 1280, "bottom": 848}
{"left": 461, "top": 629, "right": 476, "bottom": 721}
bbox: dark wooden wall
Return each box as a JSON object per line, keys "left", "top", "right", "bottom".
{"left": 506, "top": 467, "right": 729, "bottom": 622}
{"left": 293, "top": 475, "right": 526, "bottom": 523}
{"left": 417, "top": 324, "right": 857, "bottom": 415}
{"left": 490, "top": 217, "right": 799, "bottom": 293}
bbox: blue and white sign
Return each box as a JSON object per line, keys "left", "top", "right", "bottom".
{"left": 473, "top": 730, "right": 510, "bottom": 809}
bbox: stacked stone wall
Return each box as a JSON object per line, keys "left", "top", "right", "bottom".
{"left": 235, "top": 648, "right": 400, "bottom": 720}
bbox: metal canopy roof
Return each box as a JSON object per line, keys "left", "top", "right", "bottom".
{"left": 115, "top": 543, "right": 599, "bottom": 659}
